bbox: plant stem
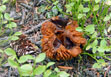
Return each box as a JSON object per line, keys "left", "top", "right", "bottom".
{"left": 102, "top": 56, "right": 111, "bottom": 60}
{"left": 82, "top": 52, "right": 98, "bottom": 62}
{"left": 32, "top": 59, "right": 36, "bottom": 76}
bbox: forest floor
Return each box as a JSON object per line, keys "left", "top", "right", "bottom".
{"left": 0, "top": 0, "right": 111, "bottom": 77}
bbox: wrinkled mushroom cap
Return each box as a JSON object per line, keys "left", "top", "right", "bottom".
{"left": 41, "top": 16, "right": 86, "bottom": 61}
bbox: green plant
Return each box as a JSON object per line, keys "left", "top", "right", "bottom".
{"left": 77, "top": 24, "right": 111, "bottom": 68}
{"left": 2, "top": 48, "right": 69, "bottom": 77}
{"left": 37, "top": 0, "right": 63, "bottom": 19}
{"left": 52, "top": 0, "right": 111, "bottom": 68}
{"left": 0, "top": 0, "right": 22, "bottom": 66}
{"left": 0, "top": 1, "right": 69, "bottom": 76}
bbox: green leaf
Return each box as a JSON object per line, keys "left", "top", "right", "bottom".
{"left": 4, "top": 13, "right": 11, "bottom": 20}
{"left": 85, "top": 24, "right": 95, "bottom": 34}
{"left": 97, "top": 59, "right": 107, "bottom": 67}
{"left": 76, "top": 27, "right": 83, "bottom": 32}
{"left": 86, "top": 45, "right": 91, "bottom": 50}
{"left": 83, "top": 8, "right": 90, "bottom": 13}
{"left": 10, "top": 22, "right": 17, "bottom": 27}
{"left": 3, "top": 0, "right": 9, "bottom": 4}
{"left": 92, "top": 47, "right": 97, "bottom": 53}
{"left": 46, "top": 12, "right": 53, "bottom": 18}
{"left": 18, "top": 55, "right": 34, "bottom": 63}
{"left": 52, "top": 6, "right": 58, "bottom": 16}
{"left": 0, "top": 5, "right": 6, "bottom": 12}
{"left": 54, "top": 67, "right": 60, "bottom": 72}
{"left": 104, "top": 15, "right": 110, "bottom": 22}
{"left": 57, "top": 4, "right": 62, "bottom": 12}
{"left": 6, "top": 24, "right": 11, "bottom": 29}
{"left": 8, "top": 57, "right": 19, "bottom": 68}
{"left": 95, "top": 0, "right": 100, "bottom": 3}
{"left": 91, "top": 39, "right": 98, "bottom": 47}
{"left": 97, "top": 47, "right": 105, "bottom": 52}
{"left": 6, "top": 22, "right": 17, "bottom": 29}
{"left": 53, "top": 1, "right": 59, "bottom": 5}
{"left": 93, "top": 5, "right": 99, "bottom": 11}
{"left": 100, "top": 39, "right": 107, "bottom": 47}
{"left": 20, "top": 64, "right": 33, "bottom": 72}
{"left": 43, "top": 70, "right": 52, "bottom": 77}
{"left": 46, "top": 62, "right": 55, "bottom": 68}
{"left": 14, "top": 32, "right": 22, "bottom": 36}
{"left": 10, "top": 36, "right": 19, "bottom": 41}
{"left": 78, "top": 4, "right": 84, "bottom": 12}
{"left": 58, "top": 71, "right": 70, "bottom": 77}
{"left": 49, "top": 73, "right": 58, "bottom": 77}
{"left": 98, "top": 52, "right": 105, "bottom": 56}
{"left": 97, "top": 59, "right": 105, "bottom": 63}
{"left": 2, "top": 20, "right": 8, "bottom": 24}
{"left": 91, "top": 32, "right": 97, "bottom": 38}
{"left": 110, "top": 13, "right": 111, "bottom": 17}
{"left": 0, "top": 49, "right": 3, "bottom": 53}
{"left": 65, "top": 3, "right": 74, "bottom": 12}
{"left": 105, "top": 46, "right": 111, "bottom": 51}
{"left": 4, "top": 48, "right": 16, "bottom": 56}
{"left": 20, "top": 64, "right": 33, "bottom": 76}
{"left": 92, "top": 63, "right": 101, "bottom": 68}
{"left": 34, "top": 65, "right": 46, "bottom": 75}
{"left": 0, "top": 13, "right": 3, "bottom": 19}
{"left": 78, "top": 14, "right": 86, "bottom": 19}
{"left": 35, "top": 53, "right": 46, "bottom": 63}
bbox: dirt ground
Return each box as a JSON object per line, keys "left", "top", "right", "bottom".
{"left": 0, "top": 0, "right": 111, "bottom": 77}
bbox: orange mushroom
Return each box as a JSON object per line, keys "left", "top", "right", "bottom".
{"left": 41, "top": 16, "right": 86, "bottom": 60}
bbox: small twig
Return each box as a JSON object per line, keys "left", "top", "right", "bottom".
{"left": 104, "top": 65, "right": 111, "bottom": 77}
{"left": 58, "top": 66, "right": 73, "bottom": 70}
{"left": 23, "top": 20, "right": 49, "bottom": 34}
{"left": 36, "top": 0, "right": 44, "bottom": 6}
{"left": 20, "top": 8, "right": 26, "bottom": 25}
{"left": 97, "top": 72, "right": 100, "bottom": 77}
{"left": 20, "top": 3, "right": 32, "bottom": 10}
{"left": 24, "top": 13, "right": 32, "bottom": 24}
{"left": 8, "top": 67, "right": 11, "bottom": 77}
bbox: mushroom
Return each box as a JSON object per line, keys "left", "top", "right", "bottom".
{"left": 41, "top": 16, "right": 86, "bottom": 60}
